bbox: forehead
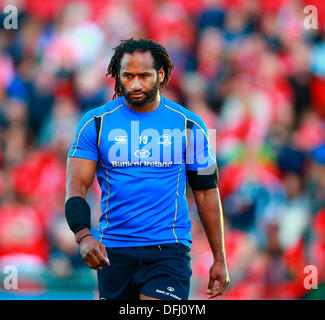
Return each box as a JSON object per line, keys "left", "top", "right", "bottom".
{"left": 120, "top": 51, "right": 155, "bottom": 72}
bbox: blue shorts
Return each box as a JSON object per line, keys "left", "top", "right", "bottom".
{"left": 97, "top": 243, "right": 192, "bottom": 300}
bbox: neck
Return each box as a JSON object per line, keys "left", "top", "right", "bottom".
{"left": 125, "top": 93, "right": 161, "bottom": 113}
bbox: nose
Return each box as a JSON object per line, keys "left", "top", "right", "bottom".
{"left": 131, "top": 77, "right": 142, "bottom": 91}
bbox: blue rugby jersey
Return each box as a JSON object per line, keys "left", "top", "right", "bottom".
{"left": 68, "top": 95, "right": 217, "bottom": 248}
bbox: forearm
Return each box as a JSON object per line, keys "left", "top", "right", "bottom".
{"left": 66, "top": 184, "right": 91, "bottom": 241}
{"left": 65, "top": 175, "right": 91, "bottom": 236}
{"left": 193, "top": 187, "right": 227, "bottom": 262}
{"left": 66, "top": 181, "right": 90, "bottom": 236}
{"left": 65, "top": 159, "right": 96, "bottom": 237}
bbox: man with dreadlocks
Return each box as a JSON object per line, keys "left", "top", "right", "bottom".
{"left": 65, "top": 38, "right": 230, "bottom": 300}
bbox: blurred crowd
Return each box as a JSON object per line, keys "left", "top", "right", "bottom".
{"left": 0, "top": 0, "right": 324, "bottom": 299}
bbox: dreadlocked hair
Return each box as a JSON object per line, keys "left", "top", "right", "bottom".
{"left": 106, "top": 38, "right": 175, "bottom": 99}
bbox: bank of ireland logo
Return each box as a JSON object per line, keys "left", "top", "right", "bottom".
{"left": 134, "top": 149, "right": 150, "bottom": 158}
{"left": 167, "top": 287, "right": 174, "bottom": 292}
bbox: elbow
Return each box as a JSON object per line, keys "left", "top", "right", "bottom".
{"left": 65, "top": 181, "right": 88, "bottom": 202}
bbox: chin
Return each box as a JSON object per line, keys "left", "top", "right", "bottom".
{"left": 126, "top": 94, "right": 153, "bottom": 107}
{"left": 127, "top": 98, "right": 147, "bottom": 107}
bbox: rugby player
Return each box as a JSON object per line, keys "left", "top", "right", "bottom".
{"left": 65, "top": 38, "right": 230, "bottom": 300}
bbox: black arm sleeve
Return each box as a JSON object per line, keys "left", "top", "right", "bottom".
{"left": 65, "top": 196, "right": 91, "bottom": 234}
{"left": 186, "top": 165, "right": 219, "bottom": 190}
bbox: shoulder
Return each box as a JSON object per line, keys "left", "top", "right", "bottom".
{"left": 84, "top": 97, "right": 124, "bottom": 119}
{"left": 163, "top": 96, "right": 207, "bottom": 129}
{"left": 163, "top": 97, "right": 188, "bottom": 120}
{"left": 76, "top": 98, "right": 124, "bottom": 132}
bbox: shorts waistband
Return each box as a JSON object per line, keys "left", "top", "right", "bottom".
{"left": 146, "top": 243, "right": 189, "bottom": 251}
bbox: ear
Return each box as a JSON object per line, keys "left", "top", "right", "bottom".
{"left": 158, "top": 67, "right": 165, "bottom": 84}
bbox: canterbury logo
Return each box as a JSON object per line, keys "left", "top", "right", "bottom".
{"left": 114, "top": 136, "right": 127, "bottom": 144}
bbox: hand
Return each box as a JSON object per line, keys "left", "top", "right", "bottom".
{"left": 206, "top": 260, "right": 230, "bottom": 299}
{"left": 79, "top": 235, "right": 110, "bottom": 270}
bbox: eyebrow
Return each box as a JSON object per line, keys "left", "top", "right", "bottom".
{"left": 121, "top": 71, "right": 154, "bottom": 75}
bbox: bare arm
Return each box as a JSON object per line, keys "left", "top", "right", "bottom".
{"left": 192, "top": 187, "right": 230, "bottom": 298}
{"left": 66, "top": 157, "right": 109, "bottom": 269}
{"left": 66, "top": 157, "right": 97, "bottom": 201}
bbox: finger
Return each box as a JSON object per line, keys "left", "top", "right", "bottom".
{"left": 206, "top": 278, "right": 229, "bottom": 299}
{"left": 214, "top": 279, "right": 230, "bottom": 297}
{"left": 95, "top": 246, "right": 110, "bottom": 267}
{"left": 99, "top": 243, "right": 110, "bottom": 266}
{"left": 85, "top": 251, "right": 103, "bottom": 270}
{"left": 97, "top": 244, "right": 110, "bottom": 266}
{"left": 207, "top": 282, "right": 221, "bottom": 299}
{"left": 206, "top": 277, "right": 217, "bottom": 295}
{"left": 83, "top": 256, "right": 99, "bottom": 270}
{"left": 206, "top": 286, "right": 218, "bottom": 298}
{"left": 206, "top": 277, "right": 215, "bottom": 291}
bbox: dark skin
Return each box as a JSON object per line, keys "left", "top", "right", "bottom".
{"left": 120, "top": 50, "right": 164, "bottom": 112}
{"left": 66, "top": 51, "right": 229, "bottom": 300}
{"left": 193, "top": 187, "right": 230, "bottom": 298}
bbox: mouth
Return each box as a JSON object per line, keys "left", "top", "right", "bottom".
{"left": 130, "top": 92, "right": 145, "bottom": 99}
